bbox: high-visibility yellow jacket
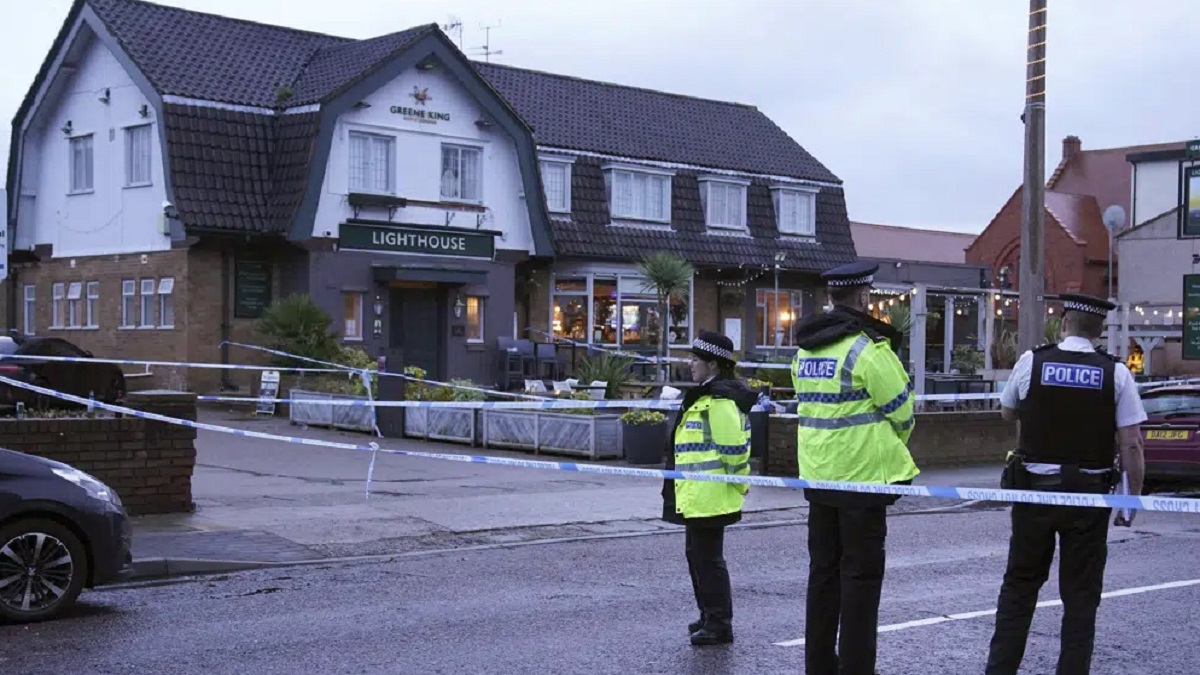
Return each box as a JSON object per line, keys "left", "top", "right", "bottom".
{"left": 790, "top": 332, "right": 920, "bottom": 485}
{"left": 672, "top": 394, "right": 751, "bottom": 519}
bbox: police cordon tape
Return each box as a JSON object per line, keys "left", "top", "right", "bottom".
{"left": 194, "top": 391, "right": 998, "bottom": 407}
{"left": 3, "top": 374, "right": 1198, "bottom": 514}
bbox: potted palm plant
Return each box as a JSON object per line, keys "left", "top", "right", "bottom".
{"left": 620, "top": 409, "right": 669, "bottom": 465}
{"left": 637, "top": 252, "right": 694, "bottom": 382}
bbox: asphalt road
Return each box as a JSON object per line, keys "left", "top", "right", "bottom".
{"left": 3, "top": 506, "right": 1200, "bottom": 675}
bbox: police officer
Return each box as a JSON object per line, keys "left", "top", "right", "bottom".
{"left": 790, "top": 261, "right": 920, "bottom": 675}
{"left": 661, "top": 330, "right": 757, "bottom": 646}
{"left": 985, "top": 293, "right": 1147, "bottom": 675}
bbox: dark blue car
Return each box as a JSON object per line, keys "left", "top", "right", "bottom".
{"left": 0, "top": 447, "right": 132, "bottom": 623}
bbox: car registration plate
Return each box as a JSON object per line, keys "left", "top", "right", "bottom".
{"left": 1145, "top": 429, "right": 1190, "bottom": 441}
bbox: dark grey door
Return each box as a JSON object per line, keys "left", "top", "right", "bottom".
{"left": 389, "top": 288, "right": 443, "bottom": 381}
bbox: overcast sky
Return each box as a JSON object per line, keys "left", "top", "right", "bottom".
{"left": 2, "top": 0, "right": 1196, "bottom": 233}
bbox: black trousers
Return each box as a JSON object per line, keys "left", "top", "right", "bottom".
{"left": 986, "top": 502, "right": 1111, "bottom": 675}
{"left": 685, "top": 523, "right": 733, "bottom": 631}
{"left": 805, "top": 501, "right": 888, "bottom": 675}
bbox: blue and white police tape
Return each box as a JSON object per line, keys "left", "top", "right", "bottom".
{"left": 3, "top": 375, "right": 1197, "bottom": 514}
{"left": 524, "top": 329, "right": 796, "bottom": 370}
{"left": 0, "top": 352, "right": 346, "bottom": 374}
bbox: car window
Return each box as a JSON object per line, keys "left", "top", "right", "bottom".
{"left": 1142, "top": 393, "right": 1200, "bottom": 417}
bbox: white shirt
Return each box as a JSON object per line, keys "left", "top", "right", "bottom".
{"left": 1000, "top": 335, "right": 1148, "bottom": 474}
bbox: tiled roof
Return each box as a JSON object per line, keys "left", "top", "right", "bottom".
{"left": 289, "top": 26, "right": 436, "bottom": 105}
{"left": 553, "top": 157, "right": 854, "bottom": 271}
{"left": 849, "top": 222, "right": 976, "bottom": 265}
{"left": 474, "top": 62, "right": 840, "bottom": 185}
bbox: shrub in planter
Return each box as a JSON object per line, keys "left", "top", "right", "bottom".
{"left": 554, "top": 391, "right": 595, "bottom": 415}
{"left": 620, "top": 409, "right": 669, "bottom": 465}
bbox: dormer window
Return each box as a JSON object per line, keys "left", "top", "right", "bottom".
{"left": 772, "top": 185, "right": 819, "bottom": 237}
{"left": 602, "top": 163, "right": 673, "bottom": 224}
{"left": 540, "top": 156, "right": 573, "bottom": 213}
{"left": 699, "top": 176, "right": 749, "bottom": 231}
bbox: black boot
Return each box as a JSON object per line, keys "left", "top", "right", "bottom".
{"left": 688, "top": 617, "right": 704, "bottom": 634}
{"left": 690, "top": 626, "right": 734, "bottom": 646}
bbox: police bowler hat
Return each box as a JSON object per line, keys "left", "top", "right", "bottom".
{"left": 691, "top": 331, "right": 736, "bottom": 365}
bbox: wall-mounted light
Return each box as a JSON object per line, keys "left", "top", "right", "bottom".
{"left": 416, "top": 58, "right": 436, "bottom": 71}
{"left": 60, "top": 120, "right": 73, "bottom": 136}
{"left": 474, "top": 118, "right": 493, "bottom": 129}
{"left": 354, "top": 101, "right": 372, "bottom": 109}
{"left": 453, "top": 295, "right": 466, "bottom": 318}
{"left": 99, "top": 88, "right": 110, "bottom": 104}
{"left": 138, "top": 104, "right": 150, "bottom": 118}
{"left": 373, "top": 295, "right": 383, "bottom": 316}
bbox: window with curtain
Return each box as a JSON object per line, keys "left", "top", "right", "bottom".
{"left": 158, "top": 278, "right": 176, "bottom": 328}
{"left": 465, "top": 296, "right": 484, "bottom": 343}
{"left": 343, "top": 292, "right": 364, "bottom": 341}
{"left": 51, "top": 282, "right": 65, "bottom": 328}
{"left": 773, "top": 188, "right": 817, "bottom": 237}
{"left": 348, "top": 131, "right": 394, "bottom": 194}
{"left": 140, "top": 279, "right": 157, "bottom": 327}
{"left": 121, "top": 280, "right": 136, "bottom": 328}
{"left": 441, "top": 145, "right": 482, "bottom": 201}
{"left": 67, "top": 282, "right": 83, "bottom": 328}
{"left": 69, "top": 135, "right": 94, "bottom": 193}
{"left": 540, "top": 160, "right": 571, "bottom": 212}
{"left": 606, "top": 169, "right": 670, "bottom": 222}
{"left": 700, "top": 180, "right": 747, "bottom": 229}
{"left": 85, "top": 281, "right": 99, "bottom": 328}
{"left": 125, "top": 124, "right": 153, "bottom": 186}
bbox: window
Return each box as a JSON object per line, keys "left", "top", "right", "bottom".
{"left": 700, "top": 179, "right": 748, "bottom": 230}
{"left": 51, "top": 282, "right": 65, "bottom": 328}
{"left": 85, "top": 281, "right": 99, "bottom": 328}
{"left": 540, "top": 159, "right": 572, "bottom": 213}
{"left": 121, "top": 280, "right": 136, "bottom": 328}
{"left": 158, "top": 278, "right": 175, "bottom": 328}
{"left": 69, "top": 135, "right": 94, "bottom": 193}
{"left": 465, "top": 296, "right": 484, "bottom": 343}
{"left": 441, "top": 145, "right": 482, "bottom": 201}
{"left": 756, "top": 289, "right": 804, "bottom": 348}
{"left": 343, "top": 292, "right": 363, "bottom": 341}
{"left": 550, "top": 273, "right": 691, "bottom": 347}
{"left": 348, "top": 131, "right": 394, "bottom": 194}
{"left": 67, "top": 282, "right": 83, "bottom": 328}
{"left": 773, "top": 187, "right": 818, "bottom": 237}
{"left": 125, "top": 125, "right": 152, "bottom": 187}
{"left": 22, "top": 285, "right": 35, "bottom": 336}
{"left": 140, "top": 279, "right": 156, "bottom": 327}
{"left": 605, "top": 167, "right": 671, "bottom": 223}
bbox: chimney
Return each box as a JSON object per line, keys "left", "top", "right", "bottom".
{"left": 1062, "top": 135, "right": 1082, "bottom": 163}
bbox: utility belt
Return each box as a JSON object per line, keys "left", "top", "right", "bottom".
{"left": 1000, "top": 450, "right": 1117, "bottom": 494}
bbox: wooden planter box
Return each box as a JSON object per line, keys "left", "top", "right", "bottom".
{"left": 288, "top": 389, "right": 376, "bottom": 433}
{"left": 403, "top": 407, "right": 478, "bottom": 446}
{"left": 480, "top": 409, "right": 623, "bottom": 460}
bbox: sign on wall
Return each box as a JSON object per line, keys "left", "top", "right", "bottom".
{"left": 234, "top": 260, "right": 273, "bottom": 319}
{"left": 1184, "top": 165, "right": 1200, "bottom": 237}
{"left": 388, "top": 86, "right": 451, "bottom": 125}
{"left": 339, "top": 223, "right": 495, "bottom": 259}
{"left": 1182, "top": 274, "right": 1200, "bottom": 360}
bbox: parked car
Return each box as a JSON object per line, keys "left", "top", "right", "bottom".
{"left": 0, "top": 336, "right": 125, "bottom": 411}
{"left": 1139, "top": 384, "right": 1200, "bottom": 493}
{"left": 0, "top": 447, "right": 131, "bottom": 623}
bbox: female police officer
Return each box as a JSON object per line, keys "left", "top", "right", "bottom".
{"left": 660, "top": 330, "right": 758, "bottom": 646}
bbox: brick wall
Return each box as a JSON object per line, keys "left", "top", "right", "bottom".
{"left": 1, "top": 391, "right": 198, "bottom": 515}
{"left": 765, "top": 411, "right": 1014, "bottom": 477}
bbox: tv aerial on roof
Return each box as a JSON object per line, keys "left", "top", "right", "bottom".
{"left": 441, "top": 16, "right": 464, "bottom": 50}
{"left": 471, "top": 19, "right": 503, "bottom": 63}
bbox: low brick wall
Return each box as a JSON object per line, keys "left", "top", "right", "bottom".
{"left": 765, "top": 411, "right": 1015, "bottom": 477}
{"left": 1, "top": 391, "right": 198, "bottom": 515}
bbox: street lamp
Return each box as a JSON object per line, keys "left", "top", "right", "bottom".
{"left": 773, "top": 251, "right": 787, "bottom": 355}
{"left": 1102, "top": 204, "right": 1126, "bottom": 301}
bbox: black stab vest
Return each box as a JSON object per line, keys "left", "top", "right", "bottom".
{"left": 1017, "top": 345, "right": 1117, "bottom": 470}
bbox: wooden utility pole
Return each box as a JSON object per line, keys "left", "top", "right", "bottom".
{"left": 1018, "top": 0, "right": 1048, "bottom": 353}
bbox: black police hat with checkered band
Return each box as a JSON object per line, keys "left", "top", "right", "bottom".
{"left": 820, "top": 260, "right": 879, "bottom": 288}
{"left": 1058, "top": 293, "right": 1115, "bottom": 318}
{"left": 690, "top": 330, "right": 736, "bottom": 366}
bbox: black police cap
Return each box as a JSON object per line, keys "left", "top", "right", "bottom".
{"left": 1059, "top": 293, "right": 1115, "bottom": 318}
{"left": 820, "top": 261, "right": 880, "bottom": 288}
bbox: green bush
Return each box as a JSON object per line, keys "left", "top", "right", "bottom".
{"left": 576, "top": 352, "right": 636, "bottom": 398}
{"left": 254, "top": 294, "right": 340, "bottom": 367}
{"left": 620, "top": 409, "right": 667, "bottom": 425}
{"left": 554, "top": 390, "right": 595, "bottom": 415}
{"left": 951, "top": 345, "right": 985, "bottom": 376}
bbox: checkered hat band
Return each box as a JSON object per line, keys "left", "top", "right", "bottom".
{"left": 827, "top": 274, "right": 873, "bottom": 287}
{"left": 692, "top": 339, "right": 734, "bottom": 362}
{"left": 1063, "top": 300, "right": 1108, "bottom": 316}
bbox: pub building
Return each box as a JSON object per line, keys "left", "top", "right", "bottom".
{"left": 6, "top": 0, "right": 857, "bottom": 393}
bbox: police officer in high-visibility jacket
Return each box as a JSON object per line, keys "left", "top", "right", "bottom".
{"left": 789, "top": 260, "right": 919, "bottom": 675}
{"left": 985, "top": 293, "right": 1147, "bottom": 675}
{"left": 661, "top": 330, "right": 757, "bottom": 647}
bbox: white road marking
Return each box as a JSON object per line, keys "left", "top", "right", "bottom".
{"left": 773, "top": 577, "right": 1200, "bottom": 647}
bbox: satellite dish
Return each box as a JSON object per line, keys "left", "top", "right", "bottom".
{"left": 1102, "top": 204, "right": 1126, "bottom": 232}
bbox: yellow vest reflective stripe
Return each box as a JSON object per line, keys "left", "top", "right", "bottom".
{"left": 673, "top": 396, "right": 751, "bottom": 519}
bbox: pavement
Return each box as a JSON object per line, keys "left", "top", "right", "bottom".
{"left": 6, "top": 505, "right": 1200, "bottom": 674}
{"left": 126, "top": 408, "right": 1006, "bottom": 578}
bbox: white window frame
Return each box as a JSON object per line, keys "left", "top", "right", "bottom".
{"left": 22, "top": 285, "right": 35, "bottom": 336}
{"left": 772, "top": 186, "right": 819, "bottom": 237}
{"left": 602, "top": 163, "right": 673, "bottom": 224}
{"left": 124, "top": 124, "right": 153, "bottom": 187}
{"left": 68, "top": 134, "right": 94, "bottom": 194}
{"left": 342, "top": 292, "right": 364, "bottom": 341}
{"left": 756, "top": 288, "right": 805, "bottom": 348}
{"left": 548, "top": 270, "right": 694, "bottom": 348}
{"left": 440, "top": 144, "right": 483, "bottom": 202}
{"left": 158, "top": 277, "right": 175, "bottom": 328}
{"left": 539, "top": 157, "right": 573, "bottom": 213}
{"left": 465, "top": 296, "right": 485, "bottom": 343}
{"left": 51, "top": 282, "right": 65, "bottom": 328}
{"left": 66, "top": 282, "right": 83, "bottom": 329}
{"left": 85, "top": 281, "right": 100, "bottom": 328}
{"left": 348, "top": 130, "right": 395, "bottom": 194}
{"left": 140, "top": 278, "right": 156, "bottom": 328}
{"left": 699, "top": 176, "right": 750, "bottom": 231}
{"left": 120, "top": 280, "right": 136, "bottom": 328}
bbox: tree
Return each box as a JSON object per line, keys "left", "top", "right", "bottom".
{"left": 637, "top": 252, "right": 694, "bottom": 382}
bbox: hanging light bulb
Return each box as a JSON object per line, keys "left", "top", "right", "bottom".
{"left": 1048, "top": 307, "right": 1054, "bottom": 314}
{"left": 996, "top": 309, "right": 1003, "bottom": 316}
{"left": 868, "top": 303, "right": 874, "bottom": 311}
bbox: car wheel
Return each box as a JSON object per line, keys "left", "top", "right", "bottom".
{"left": 0, "top": 518, "right": 90, "bottom": 624}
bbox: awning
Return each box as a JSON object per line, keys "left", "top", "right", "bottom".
{"left": 371, "top": 265, "right": 487, "bottom": 285}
